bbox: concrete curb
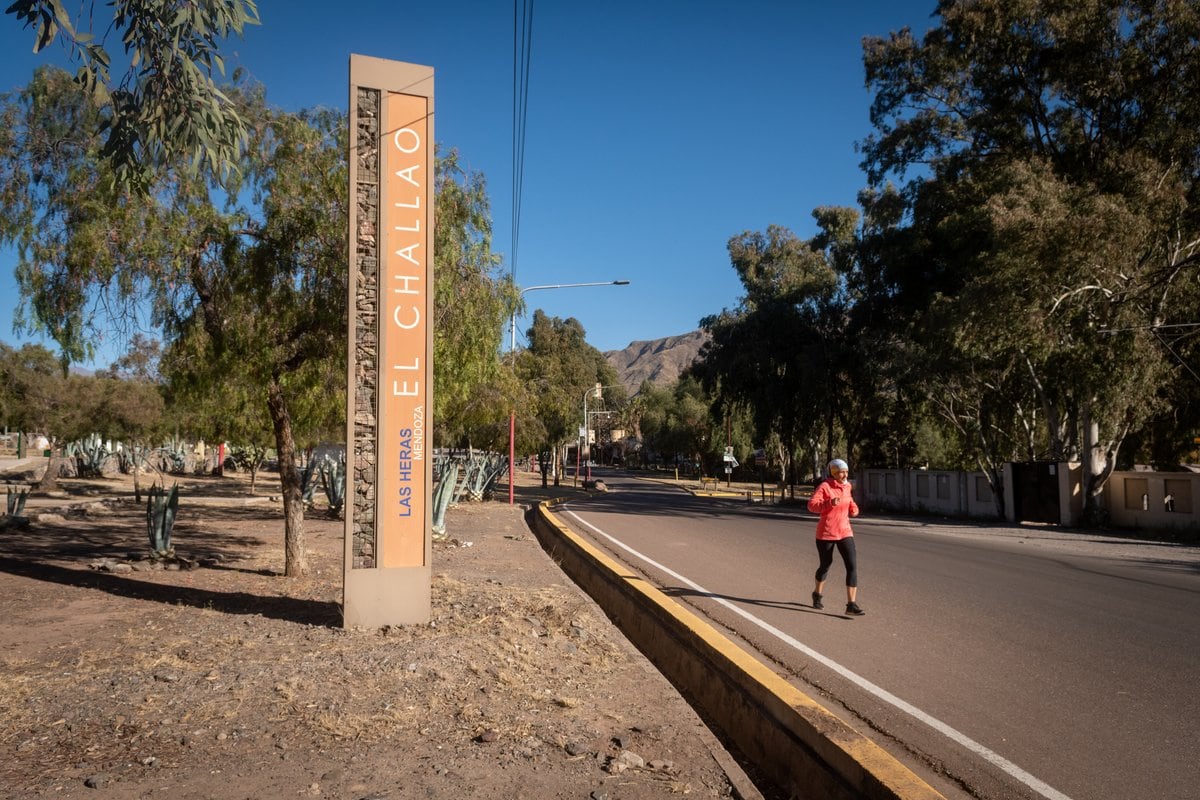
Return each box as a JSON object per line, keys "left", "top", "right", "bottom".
{"left": 530, "top": 498, "right": 944, "bottom": 800}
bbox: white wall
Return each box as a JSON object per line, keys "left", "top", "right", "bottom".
{"left": 860, "top": 468, "right": 1003, "bottom": 520}
{"left": 861, "top": 464, "right": 1200, "bottom": 535}
{"left": 1105, "top": 470, "right": 1200, "bottom": 532}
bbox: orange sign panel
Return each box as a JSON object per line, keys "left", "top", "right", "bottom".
{"left": 379, "top": 91, "right": 430, "bottom": 568}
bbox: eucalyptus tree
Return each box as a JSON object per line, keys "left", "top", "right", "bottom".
{"left": 6, "top": 0, "right": 260, "bottom": 189}
{"left": 515, "top": 311, "right": 619, "bottom": 485}
{"left": 633, "top": 375, "right": 725, "bottom": 476}
{"left": 861, "top": 0, "right": 1200, "bottom": 518}
{"left": 696, "top": 212, "right": 864, "bottom": 482}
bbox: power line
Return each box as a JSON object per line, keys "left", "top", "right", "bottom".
{"left": 512, "top": 0, "right": 535, "bottom": 286}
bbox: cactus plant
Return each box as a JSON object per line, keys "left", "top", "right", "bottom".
{"left": 431, "top": 461, "right": 459, "bottom": 538}
{"left": 320, "top": 453, "right": 346, "bottom": 518}
{"left": 158, "top": 434, "right": 190, "bottom": 474}
{"left": 69, "top": 433, "right": 111, "bottom": 478}
{"left": 116, "top": 442, "right": 151, "bottom": 475}
{"left": 5, "top": 487, "right": 28, "bottom": 517}
{"left": 300, "top": 457, "right": 321, "bottom": 507}
{"left": 146, "top": 483, "right": 179, "bottom": 558}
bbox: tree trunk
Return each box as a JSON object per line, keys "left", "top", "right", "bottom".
{"left": 773, "top": 439, "right": 788, "bottom": 486}
{"left": 1080, "top": 406, "right": 1127, "bottom": 524}
{"left": 825, "top": 407, "right": 835, "bottom": 467}
{"left": 267, "top": 378, "right": 307, "bottom": 577}
{"left": 34, "top": 451, "right": 62, "bottom": 492}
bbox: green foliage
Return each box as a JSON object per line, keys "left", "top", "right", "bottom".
{"left": 103, "top": 334, "right": 162, "bottom": 381}
{"left": 432, "top": 149, "right": 517, "bottom": 447}
{"left": 851, "top": 0, "right": 1200, "bottom": 506}
{"left": 515, "top": 312, "right": 620, "bottom": 453}
{"left": 5, "top": 0, "right": 261, "bottom": 189}
{"left": 695, "top": 213, "right": 859, "bottom": 476}
{"left": 0, "top": 342, "right": 62, "bottom": 434}
{"left": 90, "top": 374, "right": 167, "bottom": 456}
{"left": 633, "top": 377, "right": 724, "bottom": 474}
{"left": 226, "top": 444, "right": 267, "bottom": 473}
{"left": 0, "top": 342, "right": 168, "bottom": 483}
{"left": 0, "top": 70, "right": 353, "bottom": 576}
{"left": 145, "top": 482, "right": 179, "bottom": 557}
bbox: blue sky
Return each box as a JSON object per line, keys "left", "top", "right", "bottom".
{"left": 0, "top": 0, "right": 936, "bottom": 367}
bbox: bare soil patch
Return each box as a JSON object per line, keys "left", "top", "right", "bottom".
{"left": 0, "top": 467, "right": 741, "bottom": 799}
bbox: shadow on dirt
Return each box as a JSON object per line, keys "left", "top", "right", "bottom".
{"left": 0, "top": 555, "right": 340, "bottom": 625}
{"left": 0, "top": 495, "right": 342, "bottom": 627}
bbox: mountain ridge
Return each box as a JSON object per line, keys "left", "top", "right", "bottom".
{"left": 604, "top": 329, "right": 709, "bottom": 393}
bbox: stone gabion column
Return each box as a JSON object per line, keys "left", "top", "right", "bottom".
{"left": 351, "top": 87, "right": 380, "bottom": 569}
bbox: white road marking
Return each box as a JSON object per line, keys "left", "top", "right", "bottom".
{"left": 564, "top": 508, "right": 1074, "bottom": 800}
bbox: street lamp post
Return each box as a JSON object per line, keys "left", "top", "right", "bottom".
{"left": 577, "top": 383, "right": 621, "bottom": 487}
{"left": 507, "top": 280, "right": 630, "bottom": 503}
{"left": 577, "top": 383, "right": 601, "bottom": 487}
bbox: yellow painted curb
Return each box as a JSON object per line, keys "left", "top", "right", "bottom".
{"left": 532, "top": 499, "right": 944, "bottom": 800}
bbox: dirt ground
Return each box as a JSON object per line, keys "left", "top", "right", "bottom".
{"left": 0, "top": 464, "right": 748, "bottom": 800}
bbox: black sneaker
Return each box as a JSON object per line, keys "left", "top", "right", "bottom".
{"left": 845, "top": 602, "right": 865, "bottom": 616}
{"left": 811, "top": 592, "right": 823, "bottom": 610}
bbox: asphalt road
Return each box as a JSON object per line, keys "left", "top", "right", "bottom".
{"left": 553, "top": 471, "right": 1200, "bottom": 800}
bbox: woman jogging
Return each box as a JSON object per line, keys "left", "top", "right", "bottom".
{"left": 807, "top": 458, "right": 865, "bottom": 616}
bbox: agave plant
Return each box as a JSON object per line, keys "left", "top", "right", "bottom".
{"left": 5, "top": 487, "right": 29, "bottom": 517}
{"left": 320, "top": 453, "right": 346, "bottom": 518}
{"left": 69, "top": 433, "right": 111, "bottom": 478}
{"left": 300, "top": 458, "right": 321, "bottom": 507}
{"left": 116, "top": 442, "right": 149, "bottom": 475}
{"left": 159, "top": 434, "right": 190, "bottom": 474}
{"left": 146, "top": 483, "right": 180, "bottom": 558}
{"left": 431, "top": 460, "right": 459, "bottom": 538}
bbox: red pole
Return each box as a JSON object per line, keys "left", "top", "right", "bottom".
{"left": 508, "top": 411, "right": 515, "bottom": 505}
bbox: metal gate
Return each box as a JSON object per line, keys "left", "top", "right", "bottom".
{"left": 1012, "top": 462, "right": 1061, "bottom": 524}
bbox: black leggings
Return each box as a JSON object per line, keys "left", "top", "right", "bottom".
{"left": 814, "top": 538, "right": 858, "bottom": 587}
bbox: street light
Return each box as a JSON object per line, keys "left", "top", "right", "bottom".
{"left": 577, "top": 383, "right": 620, "bottom": 487}
{"left": 577, "top": 383, "right": 602, "bottom": 487}
{"left": 506, "top": 279, "right": 630, "bottom": 503}
{"left": 509, "top": 280, "right": 631, "bottom": 353}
